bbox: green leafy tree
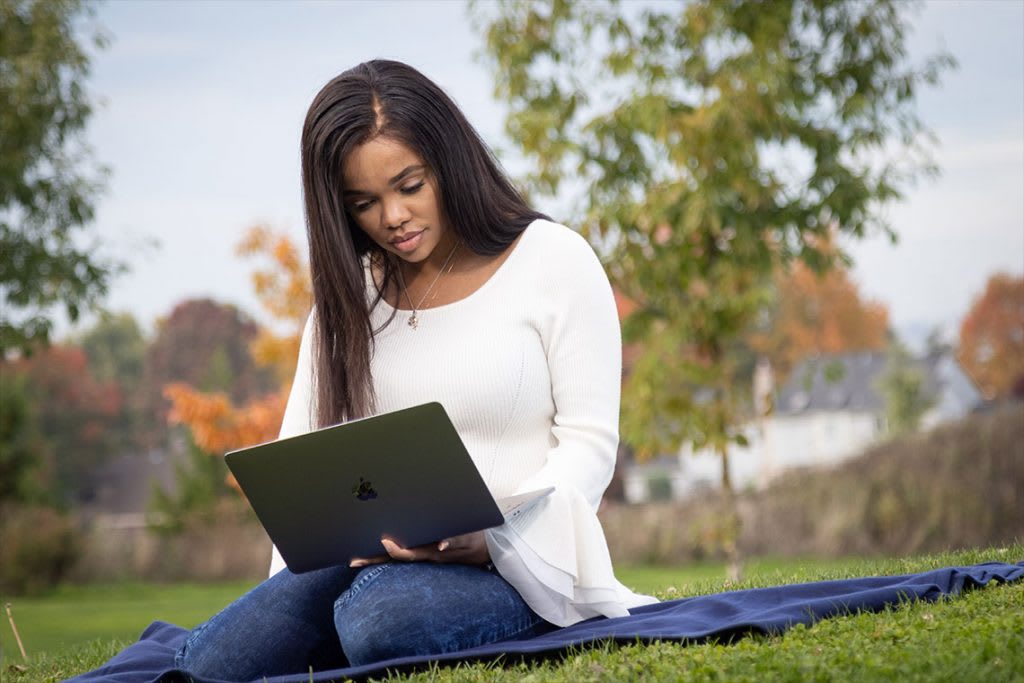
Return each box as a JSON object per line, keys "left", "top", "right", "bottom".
{"left": 0, "top": 367, "right": 53, "bottom": 504}
{"left": 79, "top": 311, "right": 145, "bottom": 388}
{"left": 1, "top": 0, "right": 122, "bottom": 352}
{"left": 476, "top": 0, "right": 952, "bottom": 577}
{"left": 877, "top": 342, "right": 934, "bottom": 435}
{"left": 147, "top": 433, "right": 240, "bottom": 536}
{"left": 78, "top": 310, "right": 151, "bottom": 454}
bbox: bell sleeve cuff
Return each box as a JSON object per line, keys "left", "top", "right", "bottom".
{"left": 484, "top": 484, "right": 657, "bottom": 627}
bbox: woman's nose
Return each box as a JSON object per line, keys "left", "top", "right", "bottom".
{"left": 381, "top": 196, "right": 412, "bottom": 229}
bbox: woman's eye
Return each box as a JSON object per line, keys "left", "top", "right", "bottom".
{"left": 400, "top": 181, "right": 424, "bottom": 195}
{"left": 352, "top": 200, "right": 374, "bottom": 213}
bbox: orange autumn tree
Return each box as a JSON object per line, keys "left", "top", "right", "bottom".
{"left": 750, "top": 260, "right": 890, "bottom": 384}
{"left": 164, "top": 226, "right": 312, "bottom": 487}
{"left": 958, "top": 273, "right": 1024, "bottom": 399}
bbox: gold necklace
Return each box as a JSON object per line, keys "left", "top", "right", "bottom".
{"left": 395, "top": 243, "right": 460, "bottom": 330}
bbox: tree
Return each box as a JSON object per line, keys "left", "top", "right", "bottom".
{"left": 7, "top": 344, "right": 122, "bottom": 503}
{"left": 163, "top": 384, "right": 287, "bottom": 460}
{"left": 141, "top": 298, "right": 277, "bottom": 446}
{"left": 0, "top": 0, "right": 122, "bottom": 352}
{"left": 78, "top": 310, "right": 150, "bottom": 453}
{"left": 234, "top": 224, "right": 312, "bottom": 385}
{"left": 876, "top": 341, "right": 933, "bottom": 435}
{"left": 79, "top": 311, "right": 146, "bottom": 389}
{"left": 477, "top": 0, "right": 951, "bottom": 578}
{"left": 958, "top": 273, "right": 1024, "bottom": 400}
{"left": 148, "top": 434, "right": 244, "bottom": 535}
{"left": 750, "top": 259, "right": 890, "bottom": 383}
{"left": 162, "top": 225, "right": 310, "bottom": 493}
{"left": 0, "top": 368, "right": 52, "bottom": 504}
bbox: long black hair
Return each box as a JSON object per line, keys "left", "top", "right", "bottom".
{"left": 300, "top": 59, "right": 546, "bottom": 427}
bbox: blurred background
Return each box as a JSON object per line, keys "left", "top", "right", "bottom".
{"left": 1, "top": 0, "right": 1022, "bottom": 660}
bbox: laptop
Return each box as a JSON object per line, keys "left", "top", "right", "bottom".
{"left": 225, "top": 401, "right": 553, "bottom": 573}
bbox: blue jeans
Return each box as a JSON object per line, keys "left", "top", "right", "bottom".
{"left": 174, "top": 562, "right": 554, "bottom": 680}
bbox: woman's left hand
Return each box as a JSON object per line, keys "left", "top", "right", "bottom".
{"left": 349, "top": 531, "right": 490, "bottom": 568}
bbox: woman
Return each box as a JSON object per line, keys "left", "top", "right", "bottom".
{"left": 175, "top": 59, "right": 656, "bottom": 680}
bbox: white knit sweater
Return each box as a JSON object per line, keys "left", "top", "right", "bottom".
{"left": 269, "top": 219, "right": 657, "bottom": 626}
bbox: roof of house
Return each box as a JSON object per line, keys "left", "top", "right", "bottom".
{"left": 775, "top": 351, "right": 945, "bottom": 416}
{"left": 778, "top": 351, "right": 886, "bottom": 414}
{"left": 82, "top": 449, "right": 179, "bottom": 516}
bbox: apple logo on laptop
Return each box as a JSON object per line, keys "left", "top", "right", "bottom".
{"left": 352, "top": 477, "right": 377, "bottom": 501}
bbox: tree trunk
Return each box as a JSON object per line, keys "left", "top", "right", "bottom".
{"left": 720, "top": 446, "right": 744, "bottom": 582}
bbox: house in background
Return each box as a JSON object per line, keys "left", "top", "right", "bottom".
{"left": 621, "top": 349, "right": 984, "bottom": 503}
{"left": 79, "top": 447, "right": 181, "bottom": 529}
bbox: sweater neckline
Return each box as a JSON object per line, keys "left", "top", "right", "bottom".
{"left": 372, "top": 219, "right": 538, "bottom": 318}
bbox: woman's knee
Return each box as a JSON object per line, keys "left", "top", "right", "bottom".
{"left": 334, "top": 562, "right": 545, "bottom": 666}
{"left": 177, "top": 565, "right": 353, "bottom": 679}
{"left": 334, "top": 563, "right": 421, "bottom": 665}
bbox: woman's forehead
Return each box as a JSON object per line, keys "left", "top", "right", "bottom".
{"left": 342, "top": 137, "right": 426, "bottom": 189}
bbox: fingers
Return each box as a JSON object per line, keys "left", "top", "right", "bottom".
{"left": 380, "top": 538, "right": 428, "bottom": 561}
{"left": 350, "top": 539, "right": 436, "bottom": 567}
{"left": 379, "top": 537, "right": 459, "bottom": 563}
{"left": 349, "top": 552, "right": 389, "bottom": 568}
{"left": 353, "top": 533, "right": 486, "bottom": 567}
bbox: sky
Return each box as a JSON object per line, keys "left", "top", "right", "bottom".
{"left": 62, "top": 0, "right": 1024, "bottom": 351}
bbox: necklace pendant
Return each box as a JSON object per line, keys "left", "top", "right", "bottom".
{"left": 408, "top": 312, "right": 418, "bottom": 329}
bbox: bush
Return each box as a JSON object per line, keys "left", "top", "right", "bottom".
{"left": 742, "top": 404, "right": 1024, "bottom": 559}
{"left": 0, "top": 504, "right": 82, "bottom": 595}
{"left": 601, "top": 405, "right": 1024, "bottom": 564}
{"left": 147, "top": 435, "right": 250, "bottom": 536}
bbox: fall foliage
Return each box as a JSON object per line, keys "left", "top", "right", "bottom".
{"left": 3, "top": 345, "right": 122, "bottom": 502}
{"left": 163, "top": 384, "right": 287, "bottom": 456}
{"left": 958, "top": 273, "right": 1024, "bottom": 399}
{"left": 750, "top": 261, "right": 890, "bottom": 383}
{"left": 163, "top": 226, "right": 311, "bottom": 487}
{"left": 235, "top": 224, "right": 313, "bottom": 384}
{"left": 143, "top": 298, "right": 276, "bottom": 449}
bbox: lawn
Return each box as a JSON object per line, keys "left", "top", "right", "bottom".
{"left": 1, "top": 580, "right": 258, "bottom": 658}
{"left": 3, "top": 545, "right": 1022, "bottom": 682}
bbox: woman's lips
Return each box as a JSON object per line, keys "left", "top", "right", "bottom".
{"left": 391, "top": 230, "right": 424, "bottom": 253}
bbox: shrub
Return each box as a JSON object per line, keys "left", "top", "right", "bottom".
{"left": 601, "top": 406, "right": 1024, "bottom": 564}
{"left": 0, "top": 504, "right": 82, "bottom": 595}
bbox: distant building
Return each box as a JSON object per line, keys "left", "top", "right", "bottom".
{"left": 79, "top": 447, "right": 182, "bottom": 529}
{"left": 621, "top": 350, "right": 983, "bottom": 503}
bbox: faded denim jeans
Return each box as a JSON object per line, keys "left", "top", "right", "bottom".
{"left": 174, "top": 561, "right": 554, "bottom": 680}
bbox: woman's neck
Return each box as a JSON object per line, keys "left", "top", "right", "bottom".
{"left": 398, "top": 228, "right": 461, "bottom": 282}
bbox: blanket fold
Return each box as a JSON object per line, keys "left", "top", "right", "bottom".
{"left": 64, "top": 560, "right": 1023, "bottom": 683}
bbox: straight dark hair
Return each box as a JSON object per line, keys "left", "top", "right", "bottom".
{"left": 300, "top": 59, "right": 546, "bottom": 428}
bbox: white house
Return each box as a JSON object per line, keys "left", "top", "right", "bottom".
{"left": 622, "top": 350, "right": 983, "bottom": 502}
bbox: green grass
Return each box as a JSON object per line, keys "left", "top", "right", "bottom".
{"left": 3, "top": 546, "right": 1022, "bottom": 682}
{"left": 614, "top": 555, "right": 885, "bottom": 595}
{"left": 1, "top": 580, "right": 256, "bottom": 662}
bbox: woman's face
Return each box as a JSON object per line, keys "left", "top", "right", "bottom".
{"left": 341, "top": 136, "right": 452, "bottom": 265}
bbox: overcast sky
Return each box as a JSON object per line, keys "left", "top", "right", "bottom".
{"left": 63, "top": 0, "right": 1024, "bottom": 351}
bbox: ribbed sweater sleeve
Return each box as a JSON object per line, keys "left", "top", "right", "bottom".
{"left": 481, "top": 226, "right": 654, "bottom": 626}
{"left": 512, "top": 227, "right": 621, "bottom": 504}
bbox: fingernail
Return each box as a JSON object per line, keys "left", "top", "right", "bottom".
{"left": 438, "top": 541, "right": 450, "bottom": 551}
{"left": 350, "top": 560, "right": 366, "bottom": 567}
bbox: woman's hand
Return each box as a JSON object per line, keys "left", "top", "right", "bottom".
{"left": 349, "top": 531, "right": 490, "bottom": 568}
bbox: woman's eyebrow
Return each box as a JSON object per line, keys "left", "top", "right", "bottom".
{"left": 388, "top": 164, "right": 425, "bottom": 185}
{"left": 343, "top": 164, "right": 426, "bottom": 197}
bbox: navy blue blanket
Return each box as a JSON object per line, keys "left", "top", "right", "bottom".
{"left": 66, "top": 561, "right": 1023, "bottom": 683}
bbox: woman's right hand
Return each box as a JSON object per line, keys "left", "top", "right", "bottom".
{"left": 349, "top": 531, "right": 490, "bottom": 567}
